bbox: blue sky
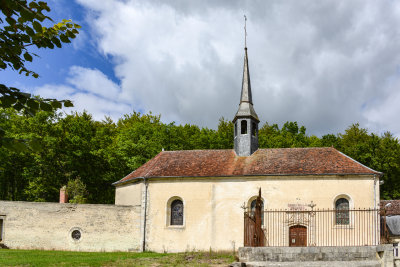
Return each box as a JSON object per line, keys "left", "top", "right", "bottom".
{"left": 2, "top": 0, "right": 400, "bottom": 137}
{"left": 0, "top": 0, "right": 117, "bottom": 92}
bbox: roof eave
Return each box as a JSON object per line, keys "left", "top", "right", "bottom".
{"left": 113, "top": 172, "right": 379, "bottom": 186}
{"left": 233, "top": 114, "right": 260, "bottom": 123}
{"left": 336, "top": 149, "right": 383, "bottom": 177}
{"left": 113, "top": 176, "right": 144, "bottom": 186}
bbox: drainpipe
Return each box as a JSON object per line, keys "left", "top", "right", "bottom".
{"left": 373, "top": 174, "right": 377, "bottom": 209}
{"left": 142, "top": 177, "right": 149, "bottom": 252}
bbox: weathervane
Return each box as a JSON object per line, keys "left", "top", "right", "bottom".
{"left": 244, "top": 15, "right": 247, "bottom": 48}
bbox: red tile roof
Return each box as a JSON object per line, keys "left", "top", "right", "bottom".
{"left": 114, "top": 147, "right": 382, "bottom": 185}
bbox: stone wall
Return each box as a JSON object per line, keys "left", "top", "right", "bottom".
{"left": 0, "top": 201, "right": 141, "bottom": 252}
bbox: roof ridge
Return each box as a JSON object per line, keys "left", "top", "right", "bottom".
{"left": 163, "top": 147, "right": 334, "bottom": 153}
{"left": 257, "top": 147, "right": 334, "bottom": 150}
{"left": 162, "top": 149, "right": 234, "bottom": 153}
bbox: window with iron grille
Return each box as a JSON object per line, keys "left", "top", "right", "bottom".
{"left": 250, "top": 198, "right": 264, "bottom": 225}
{"left": 336, "top": 198, "right": 349, "bottom": 225}
{"left": 171, "top": 199, "right": 183, "bottom": 225}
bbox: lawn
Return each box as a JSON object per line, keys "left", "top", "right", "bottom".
{"left": 0, "top": 249, "right": 235, "bottom": 267}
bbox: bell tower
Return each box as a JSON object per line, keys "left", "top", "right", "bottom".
{"left": 233, "top": 17, "right": 259, "bottom": 156}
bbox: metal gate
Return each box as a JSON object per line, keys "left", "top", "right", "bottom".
{"left": 244, "top": 188, "right": 265, "bottom": 246}
{"left": 243, "top": 189, "right": 384, "bottom": 247}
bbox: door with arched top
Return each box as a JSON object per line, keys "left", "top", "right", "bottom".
{"left": 289, "top": 225, "right": 307, "bottom": 247}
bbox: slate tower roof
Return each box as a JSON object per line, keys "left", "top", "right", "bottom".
{"left": 233, "top": 45, "right": 260, "bottom": 156}
{"left": 233, "top": 47, "right": 259, "bottom": 123}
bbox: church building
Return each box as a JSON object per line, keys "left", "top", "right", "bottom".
{"left": 113, "top": 46, "right": 383, "bottom": 252}
{"left": 0, "top": 44, "right": 383, "bottom": 253}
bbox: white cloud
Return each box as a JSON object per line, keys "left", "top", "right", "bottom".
{"left": 67, "top": 66, "right": 121, "bottom": 99}
{"left": 58, "top": 0, "right": 400, "bottom": 137}
{"left": 34, "top": 66, "right": 131, "bottom": 121}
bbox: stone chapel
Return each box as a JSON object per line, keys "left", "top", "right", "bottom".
{"left": 113, "top": 46, "right": 382, "bottom": 252}
{"left": 0, "top": 45, "right": 383, "bottom": 253}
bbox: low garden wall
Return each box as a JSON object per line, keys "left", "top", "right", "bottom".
{"left": 0, "top": 201, "right": 141, "bottom": 252}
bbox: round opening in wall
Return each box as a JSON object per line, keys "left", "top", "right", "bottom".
{"left": 71, "top": 230, "right": 81, "bottom": 241}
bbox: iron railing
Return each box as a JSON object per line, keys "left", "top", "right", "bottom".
{"left": 262, "top": 208, "right": 381, "bottom": 247}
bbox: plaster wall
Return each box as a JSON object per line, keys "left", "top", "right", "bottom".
{"left": 0, "top": 201, "right": 141, "bottom": 252}
{"left": 115, "top": 182, "right": 142, "bottom": 206}
{"left": 117, "top": 175, "right": 378, "bottom": 252}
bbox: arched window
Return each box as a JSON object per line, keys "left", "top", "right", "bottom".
{"left": 250, "top": 199, "right": 264, "bottom": 225}
{"left": 171, "top": 199, "right": 184, "bottom": 225}
{"left": 335, "top": 198, "right": 349, "bottom": 225}
{"left": 241, "top": 120, "right": 247, "bottom": 134}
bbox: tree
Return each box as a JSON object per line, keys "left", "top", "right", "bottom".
{"left": 67, "top": 177, "right": 88, "bottom": 204}
{"left": 0, "top": 0, "right": 80, "bottom": 112}
{"left": 214, "top": 117, "right": 233, "bottom": 149}
{"left": 0, "top": 0, "right": 80, "bottom": 150}
{"left": 259, "top": 121, "right": 311, "bottom": 148}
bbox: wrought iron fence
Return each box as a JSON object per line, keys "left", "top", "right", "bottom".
{"left": 262, "top": 208, "right": 381, "bottom": 247}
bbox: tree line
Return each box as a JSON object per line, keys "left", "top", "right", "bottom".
{"left": 1, "top": 108, "right": 399, "bottom": 203}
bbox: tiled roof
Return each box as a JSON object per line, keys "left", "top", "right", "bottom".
{"left": 114, "top": 147, "right": 382, "bottom": 185}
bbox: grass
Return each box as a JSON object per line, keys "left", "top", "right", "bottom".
{"left": 0, "top": 249, "right": 235, "bottom": 267}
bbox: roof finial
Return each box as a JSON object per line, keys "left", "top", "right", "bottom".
{"left": 244, "top": 15, "right": 247, "bottom": 48}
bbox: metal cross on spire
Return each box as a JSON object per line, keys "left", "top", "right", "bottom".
{"left": 244, "top": 15, "right": 247, "bottom": 48}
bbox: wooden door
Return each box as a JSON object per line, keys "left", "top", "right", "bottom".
{"left": 289, "top": 225, "right": 307, "bottom": 247}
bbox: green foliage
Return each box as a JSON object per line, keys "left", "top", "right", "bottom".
{"left": 259, "top": 121, "right": 312, "bottom": 148}
{"left": 0, "top": 0, "right": 80, "bottom": 152}
{"left": 214, "top": 117, "right": 233, "bottom": 149}
{"left": 67, "top": 177, "right": 88, "bottom": 204}
{"left": 0, "top": 0, "right": 80, "bottom": 113}
{"left": 0, "top": 107, "right": 399, "bottom": 203}
{"left": 0, "top": 85, "right": 74, "bottom": 117}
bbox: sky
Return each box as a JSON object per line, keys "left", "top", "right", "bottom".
{"left": 1, "top": 0, "right": 400, "bottom": 137}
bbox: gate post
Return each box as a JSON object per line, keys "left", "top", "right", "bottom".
{"left": 254, "top": 188, "right": 264, "bottom": 246}
{"left": 243, "top": 188, "right": 265, "bottom": 247}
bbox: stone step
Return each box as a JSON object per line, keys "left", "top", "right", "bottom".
{"left": 239, "top": 246, "right": 380, "bottom": 262}
{"left": 244, "top": 260, "right": 381, "bottom": 267}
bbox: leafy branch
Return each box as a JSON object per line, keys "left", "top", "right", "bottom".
{"left": 0, "top": 0, "right": 81, "bottom": 151}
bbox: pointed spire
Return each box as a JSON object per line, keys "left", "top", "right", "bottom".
{"left": 240, "top": 48, "right": 253, "bottom": 104}
{"left": 233, "top": 16, "right": 259, "bottom": 156}
{"left": 233, "top": 47, "right": 259, "bottom": 122}
{"left": 244, "top": 15, "right": 247, "bottom": 49}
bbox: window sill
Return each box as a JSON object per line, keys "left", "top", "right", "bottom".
{"left": 166, "top": 225, "right": 185, "bottom": 230}
{"left": 333, "top": 225, "right": 354, "bottom": 229}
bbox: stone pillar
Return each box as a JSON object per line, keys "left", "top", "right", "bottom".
{"left": 59, "top": 186, "right": 68, "bottom": 203}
